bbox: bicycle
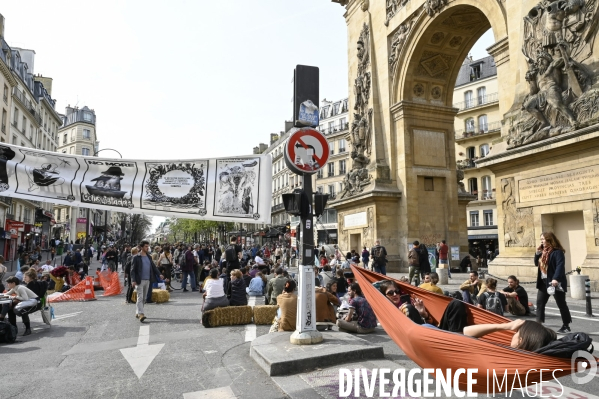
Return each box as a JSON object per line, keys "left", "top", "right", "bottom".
{"left": 169, "top": 265, "right": 183, "bottom": 290}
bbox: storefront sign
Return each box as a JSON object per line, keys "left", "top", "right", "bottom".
{"left": 344, "top": 212, "right": 367, "bottom": 229}
{"left": 5, "top": 220, "right": 24, "bottom": 239}
{"left": 518, "top": 165, "right": 599, "bottom": 203}
{"left": 77, "top": 218, "right": 87, "bottom": 224}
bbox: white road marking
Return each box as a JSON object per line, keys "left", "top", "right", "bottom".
{"left": 52, "top": 312, "right": 82, "bottom": 321}
{"left": 203, "top": 350, "right": 217, "bottom": 354}
{"left": 119, "top": 325, "right": 164, "bottom": 379}
{"left": 244, "top": 325, "right": 256, "bottom": 342}
{"left": 183, "top": 386, "right": 236, "bottom": 399}
{"left": 546, "top": 312, "right": 599, "bottom": 322}
{"left": 546, "top": 306, "right": 597, "bottom": 315}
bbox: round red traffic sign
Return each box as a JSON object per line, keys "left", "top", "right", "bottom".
{"left": 284, "top": 127, "right": 330, "bottom": 175}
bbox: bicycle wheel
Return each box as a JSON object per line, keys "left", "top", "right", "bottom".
{"left": 169, "top": 270, "right": 182, "bottom": 290}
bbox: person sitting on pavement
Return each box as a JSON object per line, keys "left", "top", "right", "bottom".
{"left": 419, "top": 272, "right": 444, "bottom": 295}
{"left": 335, "top": 269, "right": 348, "bottom": 298}
{"left": 319, "top": 265, "right": 335, "bottom": 288}
{"left": 247, "top": 271, "right": 265, "bottom": 296}
{"left": 316, "top": 285, "right": 340, "bottom": 331}
{"left": 501, "top": 275, "right": 530, "bottom": 316}
{"left": 228, "top": 269, "right": 248, "bottom": 306}
{"left": 460, "top": 255, "right": 473, "bottom": 272}
{"left": 241, "top": 266, "right": 252, "bottom": 289}
{"left": 326, "top": 281, "right": 340, "bottom": 310}
{"left": 319, "top": 255, "right": 328, "bottom": 268}
{"left": 337, "top": 283, "right": 377, "bottom": 334}
{"left": 459, "top": 271, "right": 487, "bottom": 305}
{"left": 0, "top": 276, "right": 40, "bottom": 336}
{"left": 41, "top": 260, "right": 54, "bottom": 273}
{"left": 249, "top": 263, "right": 259, "bottom": 278}
{"left": 275, "top": 279, "right": 297, "bottom": 332}
{"left": 15, "top": 266, "right": 29, "bottom": 283}
{"left": 202, "top": 268, "right": 229, "bottom": 312}
{"left": 254, "top": 251, "right": 266, "bottom": 266}
{"left": 477, "top": 278, "right": 508, "bottom": 315}
{"left": 266, "top": 267, "right": 288, "bottom": 305}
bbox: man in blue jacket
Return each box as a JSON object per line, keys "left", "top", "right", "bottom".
{"left": 131, "top": 240, "right": 161, "bottom": 322}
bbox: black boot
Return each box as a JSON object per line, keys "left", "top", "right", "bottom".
{"left": 23, "top": 327, "right": 32, "bottom": 336}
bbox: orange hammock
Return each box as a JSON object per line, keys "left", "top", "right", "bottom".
{"left": 351, "top": 265, "right": 595, "bottom": 393}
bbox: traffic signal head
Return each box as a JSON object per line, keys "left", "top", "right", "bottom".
{"left": 282, "top": 189, "right": 310, "bottom": 217}
{"left": 313, "top": 193, "right": 329, "bottom": 218}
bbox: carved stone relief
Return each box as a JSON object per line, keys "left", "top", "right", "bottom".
{"left": 424, "top": 0, "right": 448, "bottom": 17}
{"left": 389, "top": 17, "right": 417, "bottom": 77}
{"left": 457, "top": 169, "right": 467, "bottom": 193}
{"left": 343, "top": 23, "right": 374, "bottom": 199}
{"left": 338, "top": 213, "right": 348, "bottom": 251}
{"left": 415, "top": 51, "right": 454, "bottom": 79}
{"left": 506, "top": 0, "right": 599, "bottom": 148}
{"left": 431, "top": 86, "right": 442, "bottom": 99}
{"left": 501, "top": 177, "right": 535, "bottom": 247}
{"left": 594, "top": 199, "right": 599, "bottom": 246}
{"left": 442, "top": 11, "right": 484, "bottom": 32}
{"left": 431, "top": 32, "right": 446, "bottom": 44}
{"left": 414, "top": 83, "right": 425, "bottom": 97}
{"left": 449, "top": 36, "right": 463, "bottom": 48}
{"left": 385, "top": 0, "right": 410, "bottom": 26}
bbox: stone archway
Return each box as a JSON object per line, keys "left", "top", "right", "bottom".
{"left": 332, "top": 0, "right": 599, "bottom": 279}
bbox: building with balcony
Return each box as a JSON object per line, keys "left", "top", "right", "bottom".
{"left": 313, "top": 97, "right": 349, "bottom": 245}
{"left": 0, "top": 15, "right": 61, "bottom": 260}
{"left": 54, "top": 105, "right": 106, "bottom": 243}
{"left": 453, "top": 55, "right": 500, "bottom": 257}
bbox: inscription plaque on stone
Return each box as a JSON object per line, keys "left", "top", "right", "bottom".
{"left": 518, "top": 166, "right": 599, "bottom": 203}
{"left": 344, "top": 212, "right": 367, "bottom": 229}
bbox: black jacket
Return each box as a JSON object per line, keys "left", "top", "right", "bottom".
{"left": 418, "top": 247, "right": 431, "bottom": 274}
{"left": 131, "top": 254, "right": 161, "bottom": 285}
{"left": 535, "top": 250, "right": 568, "bottom": 292}
{"left": 228, "top": 278, "right": 248, "bottom": 306}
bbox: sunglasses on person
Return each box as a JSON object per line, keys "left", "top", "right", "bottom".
{"left": 386, "top": 289, "right": 400, "bottom": 296}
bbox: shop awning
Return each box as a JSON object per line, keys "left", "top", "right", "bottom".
{"left": 467, "top": 234, "right": 498, "bottom": 239}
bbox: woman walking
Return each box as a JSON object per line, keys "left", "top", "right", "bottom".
{"left": 535, "top": 231, "right": 572, "bottom": 333}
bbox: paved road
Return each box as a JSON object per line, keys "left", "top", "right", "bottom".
{"left": 2, "top": 266, "right": 599, "bottom": 398}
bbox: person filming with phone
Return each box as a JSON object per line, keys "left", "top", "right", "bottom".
{"left": 535, "top": 232, "right": 572, "bottom": 333}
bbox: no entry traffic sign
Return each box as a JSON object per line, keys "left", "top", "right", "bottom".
{"left": 284, "top": 127, "right": 330, "bottom": 175}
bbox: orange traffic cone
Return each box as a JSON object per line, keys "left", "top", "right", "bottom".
{"left": 102, "top": 272, "right": 123, "bottom": 296}
{"left": 49, "top": 277, "right": 95, "bottom": 302}
{"left": 83, "top": 276, "right": 97, "bottom": 301}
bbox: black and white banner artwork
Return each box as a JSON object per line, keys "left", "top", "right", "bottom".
{"left": 0, "top": 143, "right": 272, "bottom": 223}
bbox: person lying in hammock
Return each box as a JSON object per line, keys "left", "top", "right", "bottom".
{"left": 379, "top": 281, "right": 557, "bottom": 351}
{"left": 379, "top": 280, "right": 467, "bottom": 332}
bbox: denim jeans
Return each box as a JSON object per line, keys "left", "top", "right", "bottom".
{"left": 135, "top": 280, "right": 150, "bottom": 315}
{"left": 182, "top": 271, "right": 197, "bottom": 291}
{"left": 374, "top": 264, "right": 386, "bottom": 275}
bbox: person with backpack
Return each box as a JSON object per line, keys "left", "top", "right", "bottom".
{"left": 370, "top": 240, "right": 388, "bottom": 275}
{"left": 477, "top": 278, "right": 507, "bottom": 316}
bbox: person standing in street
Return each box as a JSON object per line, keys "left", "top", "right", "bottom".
{"left": 535, "top": 231, "right": 572, "bottom": 333}
{"left": 361, "top": 246, "right": 370, "bottom": 269}
{"left": 438, "top": 240, "right": 450, "bottom": 278}
{"left": 131, "top": 240, "right": 160, "bottom": 322}
{"left": 370, "top": 240, "right": 388, "bottom": 275}
{"left": 182, "top": 245, "right": 198, "bottom": 292}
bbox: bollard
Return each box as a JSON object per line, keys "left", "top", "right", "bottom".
{"left": 585, "top": 279, "right": 594, "bottom": 317}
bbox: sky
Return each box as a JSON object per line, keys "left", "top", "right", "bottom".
{"left": 1, "top": 1, "right": 493, "bottom": 232}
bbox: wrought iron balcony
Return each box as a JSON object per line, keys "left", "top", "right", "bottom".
{"left": 455, "top": 121, "right": 501, "bottom": 140}
{"left": 453, "top": 92, "right": 499, "bottom": 111}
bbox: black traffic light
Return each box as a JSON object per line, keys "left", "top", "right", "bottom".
{"left": 282, "top": 189, "right": 310, "bottom": 217}
{"left": 313, "top": 193, "right": 329, "bottom": 218}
